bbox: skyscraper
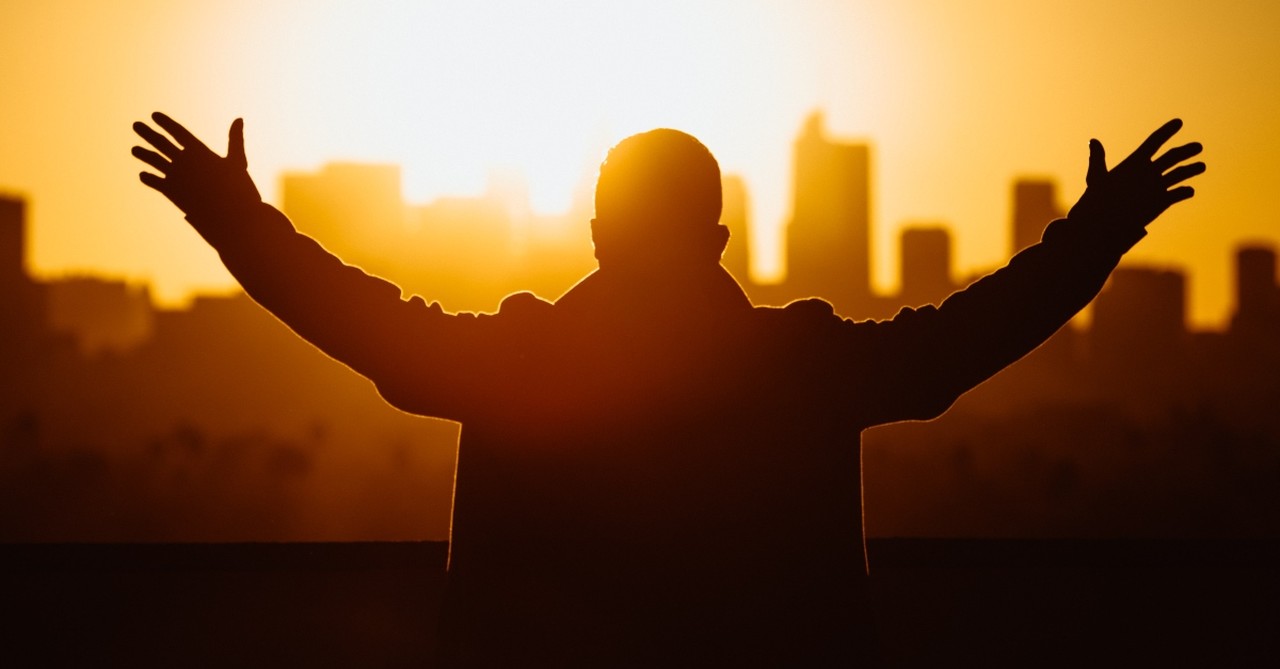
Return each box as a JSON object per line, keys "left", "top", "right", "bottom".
{"left": 1, "top": 195, "right": 24, "bottom": 286}
{"left": 785, "top": 113, "right": 871, "bottom": 317}
{"left": 899, "top": 226, "right": 953, "bottom": 308}
{"left": 281, "top": 163, "right": 407, "bottom": 265}
{"left": 719, "top": 175, "right": 751, "bottom": 287}
{"left": 0, "top": 194, "right": 49, "bottom": 359}
{"left": 1011, "top": 179, "right": 1062, "bottom": 256}
{"left": 1232, "top": 244, "right": 1280, "bottom": 334}
{"left": 1091, "top": 267, "right": 1186, "bottom": 364}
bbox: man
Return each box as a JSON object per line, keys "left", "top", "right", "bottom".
{"left": 133, "top": 115, "right": 1203, "bottom": 666}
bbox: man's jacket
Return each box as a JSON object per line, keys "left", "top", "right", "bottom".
{"left": 190, "top": 199, "right": 1141, "bottom": 666}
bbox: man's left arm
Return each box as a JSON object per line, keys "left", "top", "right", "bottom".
{"left": 856, "top": 119, "right": 1205, "bottom": 424}
{"left": 131, "top": 113, "right": 499, "bottom": 421}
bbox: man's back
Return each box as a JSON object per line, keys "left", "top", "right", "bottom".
{"left": 434, "top": 267, "right": 880, "bottom": 665}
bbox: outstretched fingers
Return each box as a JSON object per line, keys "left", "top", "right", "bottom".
{"left": 138, "top": 171, "right": 167, "bottom": 193}
{"left": 1153, "top": 142, "right": 1203, "bottom": 173}
{"left": 151, "top": 112, "right": 207, "bottom": 152}
{"left": 1133, "top": 118, "right": 1183, "bottom": 161}
{"left": 133, "top": 121, "right": 181, "bottom": 159}
{"left": 1071, "top": 120, "right": 1203, "bottom": 226}
{"left": 133, "top": 112, "right": 260, "bottom": 214}
{"left": 1166, "top": 186, "right": 1196, "bottom": 207}
{"left": 1163, "top": 161, "right": 1206, "bottom": 188}
{"left": 131, "top": 145, "right": 170, "bottom": 173}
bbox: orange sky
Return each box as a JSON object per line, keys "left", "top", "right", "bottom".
{"left": 2, "top": 0, "right": 1277, "bottom": 327}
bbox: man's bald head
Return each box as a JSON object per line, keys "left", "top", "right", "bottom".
{"left": 592, "top": 129, "right": 728, "bottom": 270}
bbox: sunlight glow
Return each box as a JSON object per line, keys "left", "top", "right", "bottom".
{"left": 227, "top": 0, "right": 909, "bottom": 284}
{"left": 2, "top": 0, "right": 1276, "bottom": 324}
{"left": 248, "top": 1, "right": 784, "bottom": 212}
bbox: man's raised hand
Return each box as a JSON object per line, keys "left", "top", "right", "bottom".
{"left": 132, "top": 113, "right": 260, "bottom": 217}
{"left": 1068, "top": 119, "right": 1206, "bottom": 233}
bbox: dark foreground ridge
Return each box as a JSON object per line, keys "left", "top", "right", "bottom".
{"left": 3, "top": 539, "right": 1275, "bottom": 667}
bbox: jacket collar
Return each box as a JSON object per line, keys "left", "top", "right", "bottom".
{"left": 555, "top": 264, "right": 753, "bottom": 318}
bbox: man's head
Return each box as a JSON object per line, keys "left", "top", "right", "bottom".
{"left": 591, "top": 129, "right": 729, "bottom": 272}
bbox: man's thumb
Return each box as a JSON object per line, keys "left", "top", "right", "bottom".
{"left": 228, "top": 118, "right": 247, "bottom": 168}
{"left": 1086, "top": 138, "right": 1106, "bottom": 187}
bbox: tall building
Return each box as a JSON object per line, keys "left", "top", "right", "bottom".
{"left": 785, "top": 113, "right": 871, "bottom": 317}
{"left": 1011, "top": 179, "right": 1062, "bottom": 256}
{"left": 281, "top": 163, "right": 407, "bottom": 269}
{"left": 1091, "top": 267, "right": 1186, "bottom": 364}
{"left": 899, "top": 226, "right": 953, "bottom": 308}
{"left": 1231, "top": 244, "right": 1280, "bottom": 334}
{"left": 0, "top": 194, "right": 53, "bottom": 368}
{"left": 719, "top": 175, "right": 751, "bottom": 287}
{"left": 1, "top": 195, "right": 24, "bottom": 285}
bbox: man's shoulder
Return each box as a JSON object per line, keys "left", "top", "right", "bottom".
{"left": 489, "top": 291, "right": 557, "bottom": 335}
{"left": 744, "top": 298, "right": 858, "bottom": 345}
{"left": 498, "top": 291, "right": 555, "bottom": 317}
{"left": 752, "top": 297, "right": 841, "bottom": 325}
{"left": 781, "top": 297, "right": 837, "bottom": 317}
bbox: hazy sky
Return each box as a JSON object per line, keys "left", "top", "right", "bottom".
{"left": 2, "top": 0, "right": 1277, "bottom": 326}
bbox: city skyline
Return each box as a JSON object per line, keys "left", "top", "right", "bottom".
{"left": 3, "top": 1, "right": 1277, "bottom": 328}
{"left": 5, "top": 108, "right": 1275, "bottom": 360}
{"left": 2, "top": 111, "right": 1258, "bottom": 327}
{"left": 5, "top": 111, "right": 1265, "bottom": 335}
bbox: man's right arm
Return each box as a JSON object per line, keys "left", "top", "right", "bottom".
{"left": 842, "top": 119, "right": 1204, "bottom": 426}
{"left": 132, "top": 113, "right": 481, "bottom": 419}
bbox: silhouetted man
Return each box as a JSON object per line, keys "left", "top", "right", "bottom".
{"left": 133, "top": 114, "right": 1203, "bottom": 666}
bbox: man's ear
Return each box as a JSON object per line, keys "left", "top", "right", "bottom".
{"left": 712, "top": 224, "right": 730, "bottom": 259}
{"left": 589, "top": 218, "right": 607, "bottom": 262}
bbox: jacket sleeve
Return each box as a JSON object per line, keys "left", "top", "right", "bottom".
{"left": 847, "top": 212, "right": 1145, "bottom": 426}
{"left": 185, "top": 200, "right": 493, "bottom": 421}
